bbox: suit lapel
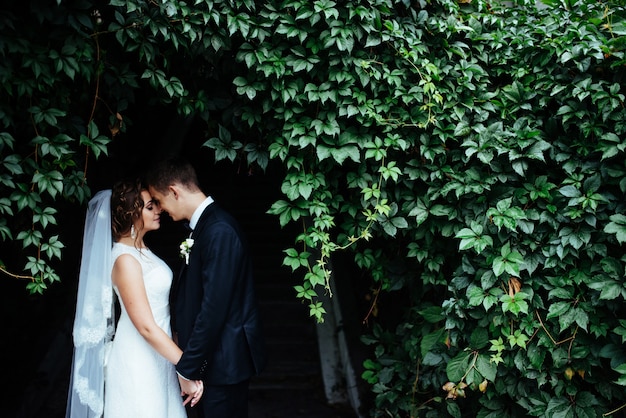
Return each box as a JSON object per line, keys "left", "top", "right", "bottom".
{"left": 170, "top": 204, "right": 216, "bottom": 332}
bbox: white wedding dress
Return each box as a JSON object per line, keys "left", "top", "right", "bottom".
{"left": 104, "top": 243, "right": 186, "bottom": 418}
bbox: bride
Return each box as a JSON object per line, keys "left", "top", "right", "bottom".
{"left": 66, "top": 179, "right": 203, "bottom": 417}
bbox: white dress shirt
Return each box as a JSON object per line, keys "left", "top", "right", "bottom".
{"left": 189, "top": 196, "right": 214, "bottom": 230}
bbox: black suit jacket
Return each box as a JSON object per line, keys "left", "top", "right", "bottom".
{"left": 172, "top": 203, "right": 266, "bottom": 385}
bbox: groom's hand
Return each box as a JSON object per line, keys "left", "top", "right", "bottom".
{"left": 179, "top": 375, "right": 203, "bottom": 407}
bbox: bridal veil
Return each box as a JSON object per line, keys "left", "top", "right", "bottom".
{"left": 66, "top": 189, "right": 115, "bottom": 418}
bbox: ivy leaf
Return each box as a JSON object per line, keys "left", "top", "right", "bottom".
{"left": 467, "top": 286, "right": 484, "bottom": 307}
{"left": 475, "top": 354, "right": 497, "bottom": 381}
{"left": 615, "top": 363, "right": 626, "bottom": 386}
{"left": 492, "top": 242, "right": 524, "bottom": 276}
{"left": 546, "top": 301, "right": 571, "bottom": 320}
{"left": 604, "top": 214, "right": 626, "bottom": 244}
{"left": 446, "top": 352, "right": 471, "bottom": 382}
{"left": 588, "top": 280, "right": 625, "bottom": 300}
{"left": 418, "top": 306, "right": 445, "bottom": 323}
{"left": 408, "top": 198, "right": 429, "bottom": 226}
{"left": 455, "top": 222, "right": 493, "bottom": 253}
{"left": 420, "top": 328, "right": 446, "bottom": 358}
{"left": 559, "top": 185, "right": 581, "bottom": 198}
{"left": 500, "top": 292, "right": 529, "bottom": 316}
{"left": 316, "top": 144, "right": 360, "bottom": 164}
{"left": 470, "top": 328, "right": 489, "bottom": 350}
{"left": 282, "top": 248, "right": 310, "bottom": 271}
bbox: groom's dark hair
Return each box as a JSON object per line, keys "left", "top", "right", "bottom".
{"left": 145, "top": 157, "right": 200, "bottom": 193}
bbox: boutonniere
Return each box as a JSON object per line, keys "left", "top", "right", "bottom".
{"left": 179, "top": 238, "right": 194, "bottom": 264}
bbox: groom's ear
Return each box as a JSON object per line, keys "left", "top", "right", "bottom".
{"left": 169, "top": 185, "right": 179, "bottom": 199}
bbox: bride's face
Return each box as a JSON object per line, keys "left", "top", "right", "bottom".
{"left": 140, "top": 190, "right": 161, "bottom": 232}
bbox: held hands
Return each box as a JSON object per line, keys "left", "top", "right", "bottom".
{"left": 179, "top": 376, "right": 204, "bottom": 407}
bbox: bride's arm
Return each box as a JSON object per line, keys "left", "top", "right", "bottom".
{"left": 113, "top": 254, "right": 183, "bottom": 365}
{"left": 113, "top": 255, "right": 205, "bottom": 406}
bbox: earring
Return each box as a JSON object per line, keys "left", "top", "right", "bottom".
{"left": 131, "top": 225, "right": 136, "bottom": 239}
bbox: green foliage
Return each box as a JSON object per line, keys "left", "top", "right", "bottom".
{"left": 228, "top": 0, "right": 626, "bottom": 415}
{"left": 3, "top": 0, "right": 626, "bottom": 416}
{"left": 0, "top": 0, "right": 234, "bottom": 290}
{"left": 0, "top": 2, "right": 101, "bottom": 291}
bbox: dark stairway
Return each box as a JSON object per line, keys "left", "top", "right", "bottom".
{"left": 221, "top": 170, "right": 357, "bottom": 418}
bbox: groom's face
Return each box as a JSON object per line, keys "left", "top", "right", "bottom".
{"left": 149, "top": 186, "right": 182, "bottom": 221}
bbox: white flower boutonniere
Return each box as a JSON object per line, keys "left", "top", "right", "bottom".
{"left": 180, "top": 238, "right": 194, "bottom": 265}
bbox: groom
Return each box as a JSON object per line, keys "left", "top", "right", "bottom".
{"left": 146, "top": 158, "right": 266, "bottom": 418}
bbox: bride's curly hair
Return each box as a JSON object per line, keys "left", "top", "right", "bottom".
{"left": 111, "top": 179, "right": 145, "bottom": 242}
